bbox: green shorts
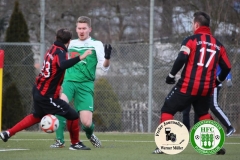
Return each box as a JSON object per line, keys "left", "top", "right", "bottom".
{"left": 62, "top": 81, "right": 94, "bottom": 112}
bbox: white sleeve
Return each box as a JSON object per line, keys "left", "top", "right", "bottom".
{"left": 67, "top": 41, "right": 74, "bottom": 59}
{"left": 96, "top": 42, "right": 109, "bottom": 72}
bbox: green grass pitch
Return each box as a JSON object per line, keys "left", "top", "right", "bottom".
{"left": 0, "top": 131, "right": 239, "bottom": 160}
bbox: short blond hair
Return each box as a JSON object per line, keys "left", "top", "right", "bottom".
{"left": 76, "top": 16, "right": 91, "bottom": 27}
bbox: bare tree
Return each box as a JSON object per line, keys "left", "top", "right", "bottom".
{"left": 1, "top": 0, "right": 240, "bottom": 45}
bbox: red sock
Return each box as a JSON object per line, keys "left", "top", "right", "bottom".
{"left": 199, "top": 113, "right": 213, "bottom": 121}
{"left": 67, "top": 119, "right": 80, "bottom": 144}
{"left": 8, "top": 114, "right": 41, "bottom": 136}
{"left": 160, "top": 113, "right": 173, "bottom": 123}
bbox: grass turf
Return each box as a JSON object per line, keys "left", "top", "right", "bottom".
{"left": 0, "top": 131, "right": 239, "bottom": 160}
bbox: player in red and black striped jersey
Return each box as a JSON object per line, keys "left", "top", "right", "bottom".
{"left": 153, "top": 11, "right": 231, "bottom": 154}
{"left": 35, "top": 29, "right": 91, "bottom": 99}
{"left": 161, "top": 11, "right": 231, "bottom": 123}
{"left": 173, "top": 30, "right": 230, "bottom": 96}
{"left": 0, "top": 28, "right": 92, "bottom": 150}
{"left": 36, "top": 40, "right": 79, "bottom": 99}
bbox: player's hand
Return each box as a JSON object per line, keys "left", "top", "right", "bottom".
{"left": 226, "top": 79, "right": 233, "bottom": 88}
{"left": 80, "top": 49, "right": 92, "bottom": 60}
{"left": 104, "top": 44, "right": 112, "bottom": 59}
{"left": 166, "top": 74, "right": 176, "bottom": 84}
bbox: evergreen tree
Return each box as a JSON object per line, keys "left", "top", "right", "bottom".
{"left": 4, "top": 0, "right": 31, "bottom": 64}
{"left": 94, "top": 78, "right": 122, "bottom": 131}
{"left": 2, "top": 82, "right": 25, "bottom": 129}
{"left": 5, "top": 1, "right": 29, "bottom": 42}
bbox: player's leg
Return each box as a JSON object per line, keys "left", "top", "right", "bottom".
{"left": 0, "top": 86, "right": 43, "bottom": 142}
{"left": 160, "top": 87, "right": 192, "bottom": 123}
{"left": 0, "top": 114, "right": 41, "bottom": 142}
{"left": 194, "top": 113, "right": 199, "bottom": 124}
{"left": 53, "top": 98, "right": 90, "bottom": 150}
{"left": 193, "top": 95, "right": 226, "bottom": 155}
{"left": 50, "top": 115, "right": 66, "bottom": 148}
{"left": 182, "top": 105, "right": 191, "bottom": 131}
{"left": 75, "top": 88, "right": 101, "bottom": 148}
{"left": 50, "top": 81, "right": 74, "bottom": 148}
{"left": 80, "top": 111, "right": 101, "bottom": 147}
{"left": 153, "top": 87, "right": 191, "bottom": 154}
{"left": 159, "top": 88, "right": 176, "bottom": 123}
{"left": 210, "top": 87, "right": 235, "bottom": 136}
{"left": 192, "top": 95, "right": 212, "bottom": 121}
{"left": 80, "top": 110, "right": 93, "bottom": 137}
{"left": 65, "top": 110, "right": 90, "bottom": 150}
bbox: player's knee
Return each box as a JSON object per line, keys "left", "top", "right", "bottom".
{"left": 60, "top": 93, "right": 69, "bottom": 103}
{"left": 79, "top": 111, "right": 93, "bottom": 127}
{"left": 81, "top": 119, "right": 92, "bottom": 127}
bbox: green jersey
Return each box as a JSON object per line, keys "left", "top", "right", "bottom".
{"left": 64, "top": 37, "right": 108, "bottom": 86}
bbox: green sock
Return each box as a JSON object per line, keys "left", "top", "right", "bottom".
{"left": 82, "top": 123, "right": 95, "bottom": 139}
{"left": 55, "top": 115, "right": 66, "bottom": 143}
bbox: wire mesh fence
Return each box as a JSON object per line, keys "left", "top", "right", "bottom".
{"left": 1, "top": 42, "right": 240, "bottom": 133}
{"left": 0, "top": 43, "right": 40, "bottom": 130}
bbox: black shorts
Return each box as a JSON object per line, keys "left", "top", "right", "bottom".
{"left": 161, "top": 86, "right": 212, "bottom": 117}
{"left": 32, "top": 85, "right": 79, "bottom": 120}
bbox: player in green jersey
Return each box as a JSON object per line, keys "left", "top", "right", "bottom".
{"left": 50, "top": 16, "right": 112, "bottom": 150}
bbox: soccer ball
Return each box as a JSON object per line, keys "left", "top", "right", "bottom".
{"left": 40, "top": 114, "right": 59, "bottom": 133}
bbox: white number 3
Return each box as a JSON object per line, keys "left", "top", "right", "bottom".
{"left": 197, "top": 47, "right": 216, "bottom": 67}
{"left": 41, "top": 60, "right": 51, "bottom": 78}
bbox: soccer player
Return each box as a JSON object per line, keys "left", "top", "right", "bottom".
{"left": 153, "top": 11, "right": 231, "bottom": 154}
{"left": 212, "top": 66, "right": 235, "bottom": 136}
{"left": 0, "top": 28, "right": 92, "bottom": 150}
{"left": 182, "top": 66, "right": 235, "bottom": 136}
{"left": 50, "top": 16, "right": 112, "bottom": 149}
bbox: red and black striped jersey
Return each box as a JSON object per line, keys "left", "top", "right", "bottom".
{"left": 171, "top": 27, "right": 231, "bottom": 96}
{"left": 35, "top": 41, "right": 68, "bottom": 98}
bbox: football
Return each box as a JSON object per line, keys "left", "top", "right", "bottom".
{"left": 40, "top": 114, "right": 59, "bottom": 133}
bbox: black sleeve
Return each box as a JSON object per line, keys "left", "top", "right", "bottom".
{"left": 170, "top": 52, "right": 188, "bottom": 76}
{"left": 58, "top": 50, "right": 80, "bottom": 70}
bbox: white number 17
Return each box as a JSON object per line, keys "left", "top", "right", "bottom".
{"left": 197, "top": 47, "right": 216, "bottom": 67}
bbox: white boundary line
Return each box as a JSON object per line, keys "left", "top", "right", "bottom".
{"left": 0, "top": 138, "right": 239, "bottom": 152}
{"left": 0, "top": 149, "right": 29, "bottom": 152}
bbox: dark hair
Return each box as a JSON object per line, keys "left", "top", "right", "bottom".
{"left": 56, "top": 28, "right": 72, "bottom": 44}
{"left": 193, "top": 11, "right": 210, "bottom": 27}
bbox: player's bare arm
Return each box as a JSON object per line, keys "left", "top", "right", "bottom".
{"left": 79, "top": 49, "right": 92, "bottom": 60}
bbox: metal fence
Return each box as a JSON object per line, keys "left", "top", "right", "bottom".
{"left": 1, "top": 42, "right": 240, "bottom": 133}
{"left": 0, "top": 43, "right": 40, "bottom": 130}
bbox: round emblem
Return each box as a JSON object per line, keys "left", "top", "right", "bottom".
{"left": 154, "top": 120, "right": 189, "bottom": 154}
{"left": 190, "top": 120, "right": 225, "bottom": 155}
